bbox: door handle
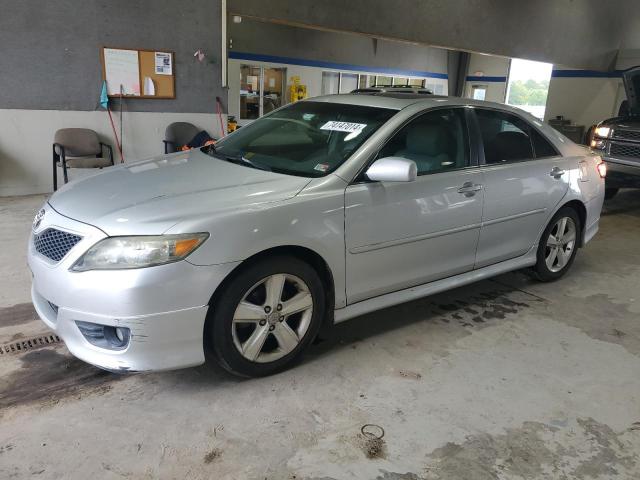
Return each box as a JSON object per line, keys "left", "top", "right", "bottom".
{"left": 457, "top": 182, "right": 483, "bottom": 197}
{"left": 549, "top": 167, "right": 565, "bottom": 179}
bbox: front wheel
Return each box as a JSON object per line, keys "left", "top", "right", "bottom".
{"left": 206, "top": 256, "right": 325, "bottom": 377}
{"left": 531, "top": 207, "right": 581, "bottom": 282}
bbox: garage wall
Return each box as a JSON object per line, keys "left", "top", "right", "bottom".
{"left": 0, "top": 0, "right": 224, "bottom": 112}
{"left": 228, "top": 0, "right": 628, "bottom": 71}
{"left": 463, "top": 54, "right": 510, "bottom": 103}
{"left": 226, "top": 58, "right": 448, "bottom": 126}
{"left": 544, "top": 70, "right": 624, "bottom": 129}
{"left": 227, "top": 18, "right": 449, "bottom": 124}
{"left": 0, "top": 111, "right": 222, "bottom": 197}
{"left": 542, "top": 40, "right": 640, "bottom": 129}
{"left": 229, "top": 18, "right": 449, "bottom": 77}
{"left": 0, "top": 0, "right": 225, "bottom": 197}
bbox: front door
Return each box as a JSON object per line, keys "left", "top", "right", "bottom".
{"left": 345, "top": 108, "right": 484, "bottom": 304}
{"left": 472, "top": 108, "right": 570, "bottom": 268}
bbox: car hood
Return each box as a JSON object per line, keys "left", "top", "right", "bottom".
{"left": 601, "top": 116, "right": 640, "bottom": 129}
{"left": 49, "top": 148, "right": 312, "bottom": 235}
{"left": 623, "top": 66, "right": 640, "bottom": 115}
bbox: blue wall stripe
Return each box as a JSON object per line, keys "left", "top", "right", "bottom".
{"left": 551, "top": 69, "right": 623, "bottom": 78}
{"left": 465, "top": 75, "right": 507, "bottom": 82}
{"left": 228, "top": 51, "right": 449, "bottom": 79}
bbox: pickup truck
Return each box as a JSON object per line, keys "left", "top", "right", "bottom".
{"left": 591, "top": 66, "right": 640, "bottom": 199}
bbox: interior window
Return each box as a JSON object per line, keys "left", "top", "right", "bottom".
{"left": 475, "top": 109, "right": 534, "bottom": 164}
{"left": 378, "top": 108, "right": 469, "bottom": 175}
{"left": 530, "top": 128, "right": 559, "bottom": 158}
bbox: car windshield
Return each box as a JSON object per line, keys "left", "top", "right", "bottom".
{"left": 205, "top": 101, "right": 396, "bottom": 177}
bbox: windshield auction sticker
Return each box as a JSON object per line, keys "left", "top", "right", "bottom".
{"left": 320, "top": 121, "right": 367, "bottom": 133}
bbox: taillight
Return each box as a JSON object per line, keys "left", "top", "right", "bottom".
{"left": 597, "top": 160, "right": 607, "bottom": 178}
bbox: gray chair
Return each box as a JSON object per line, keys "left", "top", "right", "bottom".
{"left": 163, "top": 122, "right": 200, "bottom": 154}
{"left": 53, "top": 128, "right": 114, "bottom": 191}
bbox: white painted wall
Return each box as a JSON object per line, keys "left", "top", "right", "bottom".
{"left": 544, "top": 75, "right": 623, "bottom": 128}
{"left": 617, "top": 49, "right": 640, "bottom": 70}
{"left": 0, "top": 110, "right": 223, "bottom": 196}
{"left": 228, "top": 60, "right": 326, "bottom": 126}
{"left": 227, "top": 58, "right": 449, "bottom": 126}
{"left": 464, "top": 53, "right": 510, "bottom": 103}
{"left": 543, "top": 50, "right": 640, "bottom": 129}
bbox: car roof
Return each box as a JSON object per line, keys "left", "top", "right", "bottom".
{"left": 306, "top": 93, "right": 544, "bottom": 119}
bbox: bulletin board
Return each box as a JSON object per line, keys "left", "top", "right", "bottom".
{"left": 101, "top": 47, "right": 176, "bottom": 99}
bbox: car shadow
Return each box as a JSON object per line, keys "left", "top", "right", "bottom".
{"left": 602, "top": 188, "right": 640, "bottom": 217}
{"left": 175, "top": 270, "right": 543, "bottom": 386}
{"left": 303, "top": 272, "right": 541, "bottom": 366}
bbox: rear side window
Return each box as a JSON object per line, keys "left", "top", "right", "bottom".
{"left": 475, "top": 109, "right": 533, "bottom": 164}
{"left": 530, "top": 128, "right": 560, "bottom": 158}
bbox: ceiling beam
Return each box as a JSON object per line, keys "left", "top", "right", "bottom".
{"left": 229, "top": 0, "right": 628, "bottom": 70}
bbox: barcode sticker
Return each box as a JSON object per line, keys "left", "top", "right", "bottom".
{"left": 320, "top": 121, "right": 367, "bottom": 133}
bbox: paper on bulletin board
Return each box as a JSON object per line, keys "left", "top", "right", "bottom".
{"left": 155, "top": 52, "right": 172, "bottom": 75}
{"left": 144, "top": 76, "right": 156, "bottom": 96}
{"left": 104, "top": 48, "right": 140, "bottom": 96}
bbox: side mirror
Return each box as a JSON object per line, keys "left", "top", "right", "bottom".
{"left": 365, "top": 157, "right": 417, "bottom": 182}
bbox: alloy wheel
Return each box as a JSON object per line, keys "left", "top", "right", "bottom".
{"left": 231, "top": 273, "right": 313, "bottom": 363}
{"left": 545, "top": 216, "right": 576, "bottom": 273}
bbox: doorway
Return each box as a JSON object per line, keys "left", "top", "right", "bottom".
{"left": 239, "top": 65, "right": 286, "bottom": 121}
{"left": 505, "top": 58, "right": 553, "bottom": 120}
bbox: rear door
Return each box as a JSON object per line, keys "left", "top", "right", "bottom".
{"left": 472, "top": 108, "right": 570, "bottom": 268}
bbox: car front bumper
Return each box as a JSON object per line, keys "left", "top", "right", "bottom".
{"left": 28, "top": 203, "right": 240, "bottom": 372}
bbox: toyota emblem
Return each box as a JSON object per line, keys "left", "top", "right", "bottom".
{"left": 33, "top": 209, "right": 45, "bottom": 230}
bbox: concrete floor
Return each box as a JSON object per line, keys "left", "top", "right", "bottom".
{"left": 1, "top": 191, "right": 639, "bottom": 480}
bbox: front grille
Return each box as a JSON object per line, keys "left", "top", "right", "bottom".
{"left": 612, "top": 129, "right": 640, "bottom": 142}
{"left": 609, "top": 142, "right": 640, "bottom": 159}
{"left": 33, "top": 228, "right": 82, "bottom": 262}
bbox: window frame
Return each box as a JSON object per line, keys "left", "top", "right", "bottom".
{"left": 352, "top": 106, "right": 479, "bottom": 184}
{"left": 469, "top": 106, "right": 561, "bottom": 166}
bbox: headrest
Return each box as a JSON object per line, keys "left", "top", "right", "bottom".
{"left": 491, "top": 131, "right": 532, "bottom": 161}
{"left": 406, "top": 123, "right": 450, "bottom": 156}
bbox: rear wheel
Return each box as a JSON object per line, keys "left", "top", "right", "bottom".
{"left": 206, "top": 256, "right": 325, "bottom": 377}
{"left": 531, "top": 207, "right": 581, "bottom": 282}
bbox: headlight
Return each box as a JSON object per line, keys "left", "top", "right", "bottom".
{"left": 594, "top": 126, "right": 611, "bottom": 138}
{"left": 71, "top": 233, "right": 209, "bottom": 271}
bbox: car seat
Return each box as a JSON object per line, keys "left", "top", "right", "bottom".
{"left": 485, "top": 131, "right": 532, "bottom": 163}
{"left": 396, "top": 123, "right": 454, "bottom": 172}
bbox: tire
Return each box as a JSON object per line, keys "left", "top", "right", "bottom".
{"left": 205, "top": 255, "right": 325, "bottom": 377}
{"left": 531, "top": 207, "right": 581, "bottom": 282}
{"left": 604, "top": 187, "right": 619, "bottom": 200}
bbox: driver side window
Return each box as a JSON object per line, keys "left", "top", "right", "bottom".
{"left": 379, "top": 108, "right": 470, "bottom": 175}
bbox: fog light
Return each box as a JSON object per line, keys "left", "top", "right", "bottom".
{"left": 115, "top": 327, "right": 125, "bottom": 342}
{"left": 75, "top": 321, "right": 130, "bottom": 350}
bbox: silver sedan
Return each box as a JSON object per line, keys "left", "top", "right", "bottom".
{"left": 28, "top": 94, "right": 605, "bottom": 377}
